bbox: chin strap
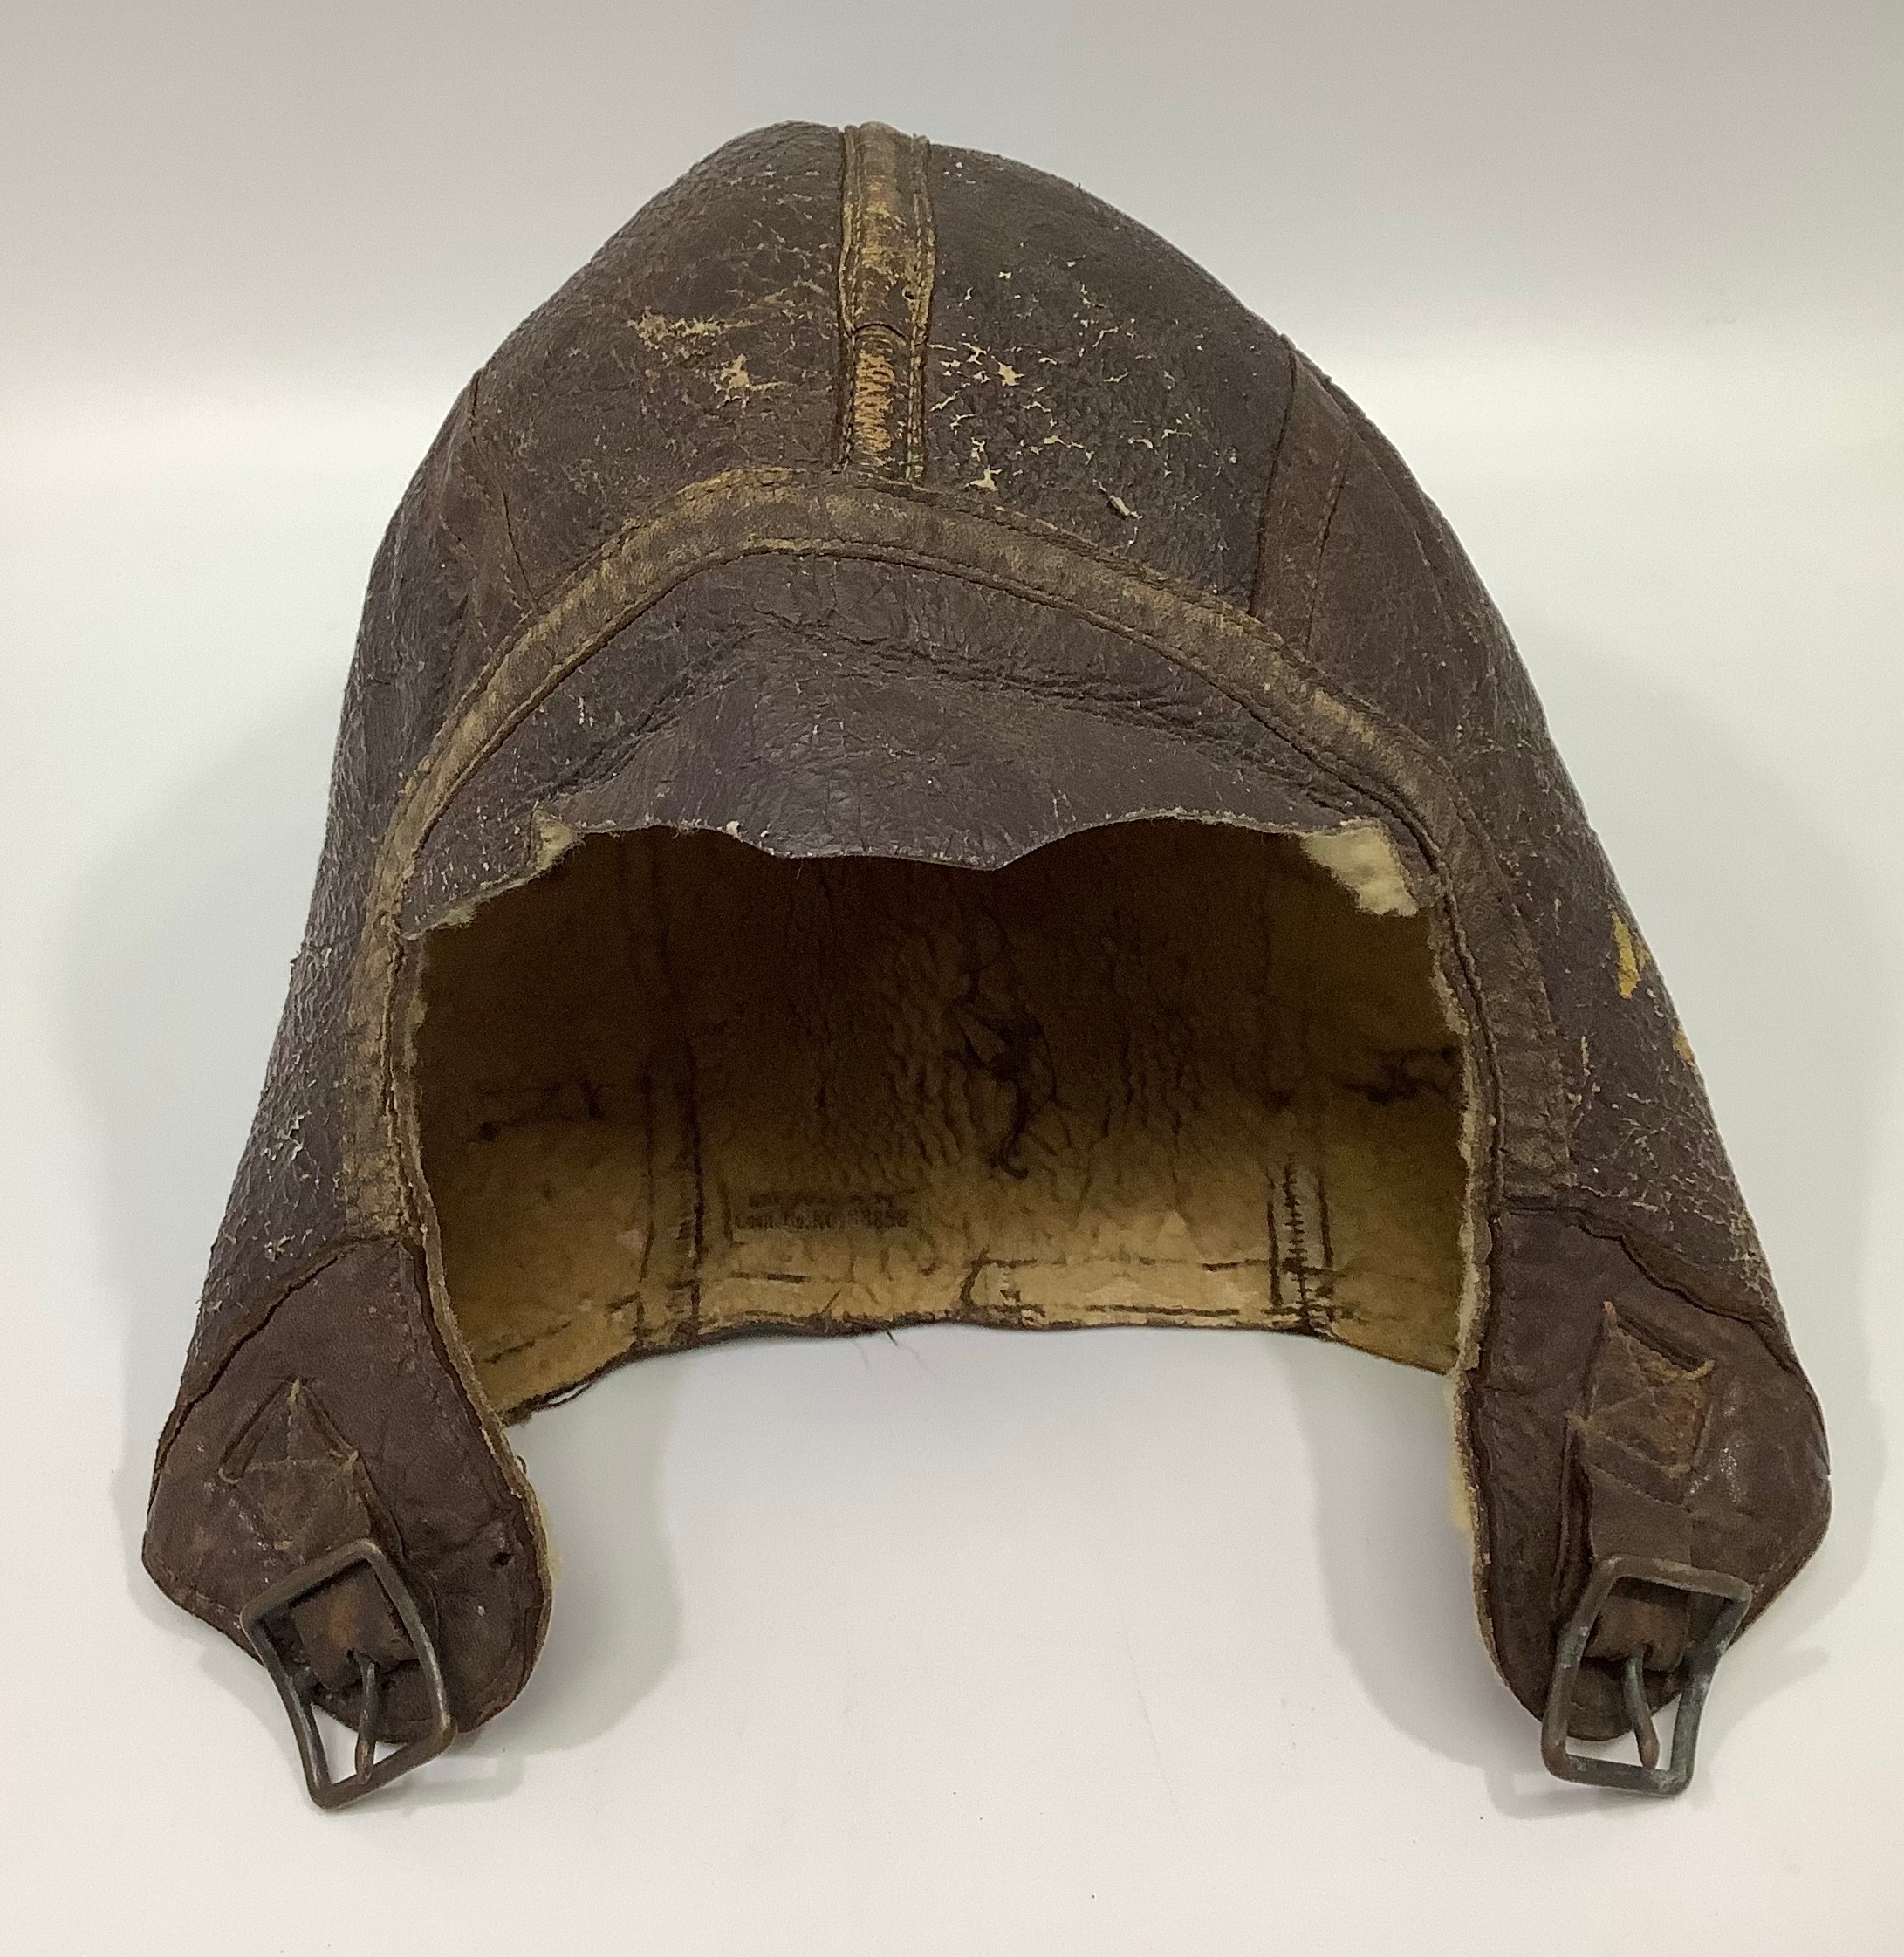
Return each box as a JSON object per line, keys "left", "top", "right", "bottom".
{"left": 1541, "top": 1304, "right": 1752, "bottom": 1796}
{"left": 240, "top": 1539, "right": 455, "bottom": 1810}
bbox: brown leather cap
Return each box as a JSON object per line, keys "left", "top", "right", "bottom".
{"left": 145, "top": 121, "right": 1827, "bottom": 1806}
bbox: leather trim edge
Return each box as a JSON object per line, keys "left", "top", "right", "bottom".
{"left": 342, "top": 467, "right": 1571, "bottom": 1239}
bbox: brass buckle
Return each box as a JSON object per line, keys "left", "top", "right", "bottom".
{"left": 1542, "top": 1553, "right": 1752, "bottom": 1797}
{"left": 240, "top": 1538, "right": 455, "bottom": 1810}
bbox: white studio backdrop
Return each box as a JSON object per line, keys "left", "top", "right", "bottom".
{"left": 3, "top": 3, "right": 1901, "bottom": 1952}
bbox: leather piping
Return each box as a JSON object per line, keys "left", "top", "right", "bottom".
{"left": 836, "top": 122, "right": 934, "bottom": 478}
{"left": 1251, "top": 355, "right": 1351, "bottom": 645}
{"left": 342, "top": 466, "right": 1571, "bottom": 1250}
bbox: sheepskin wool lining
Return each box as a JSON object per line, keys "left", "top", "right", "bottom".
{"left": 414, "top": 822, "right": 1467, "bottom": 1418}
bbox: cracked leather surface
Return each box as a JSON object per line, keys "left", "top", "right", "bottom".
{"left": 147, "top": 120, "right": 1826, "bottom": 1757}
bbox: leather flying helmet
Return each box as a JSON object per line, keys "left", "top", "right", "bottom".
{"left": 146, "top": 122, "right": 1829, "bottom": 1808}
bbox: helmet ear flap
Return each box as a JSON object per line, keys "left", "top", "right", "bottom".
{"left": 145, "top": 1237, "right": 549, "bottom": 1768}
{"left": 1462, "top": 1207, "right": 1827, "bottom": 1788}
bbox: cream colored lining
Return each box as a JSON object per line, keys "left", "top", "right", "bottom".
{"left": 414, "top": 821, "right": 1466, "bottom": 1418}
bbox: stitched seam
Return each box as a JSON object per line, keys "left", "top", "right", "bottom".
{"left": 160, "top": 1241, "right": 362, "bottom": 1474}
{"left": 399, "top": 510, "right": 1520, "bottom": 1049}
{"left": 464, "top": 366, "right": 534, "bottom": 607}
{"left": 1249, "top": 340, "right": 1303, "bottom": 615}
{"left": 338, "top": 469, "right": 1568, "bottom": 1256}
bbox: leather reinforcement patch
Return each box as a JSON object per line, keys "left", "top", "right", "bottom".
{"left": 220, "top": 1379, "right": 381, "bottom": 1565}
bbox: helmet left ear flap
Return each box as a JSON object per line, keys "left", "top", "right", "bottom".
{"left": 145, "top": 1235, "right": 547, "bottom": 1795}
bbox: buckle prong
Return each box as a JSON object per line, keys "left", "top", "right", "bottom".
{"left": 1542, "top": 1553, "right": 1751, "bottom": 1797}
{"left": 1620, "top": 1652, "right": 1661, "bottom": 1771}
{"left": 353, "top": 1653, "right": 384, "bottom": 1783}
{"left": 240, "top": 1538, "right": 456, "bottom": 1810}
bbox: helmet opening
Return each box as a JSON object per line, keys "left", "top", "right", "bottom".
{"left": 412, "top": 819, "right": 1467, "bottom": 1419}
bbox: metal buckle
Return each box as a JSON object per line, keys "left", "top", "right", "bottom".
{"left": 240, "top": 1538, "right": 456, "bottom": 1810}
{"left": 1542, "top": 1553, "right": 1752, "bottom": 1797}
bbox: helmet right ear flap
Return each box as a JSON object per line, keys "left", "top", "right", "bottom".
{"left": 1266, "top": 352, "right": 1828, "bottom": 1789}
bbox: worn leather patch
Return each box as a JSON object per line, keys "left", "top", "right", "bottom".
{"left": 1582, "top": 1304, "right": 1714, "bottom": 1475}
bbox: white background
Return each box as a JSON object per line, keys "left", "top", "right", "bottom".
{"left": 4, "top": 3, "right": 1901, "bottom": 1951}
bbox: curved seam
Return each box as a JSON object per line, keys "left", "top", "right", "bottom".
{"left": 463, "top": 366, "right": 535, "bottom": 607}
{"left": 341, "top": 470, "right": 1568, "bottom": 1238}
{"left": 1516, "top": 1195, "right": 1809, "bottom": 1379}
{"left": 377, "top": 536, "right": 1517, "bottom": 1194}
{"left": 401, "top": 637, "right": 1377, "bottom": 934}
{"left": 158, "top": 1240, "right": 363, "bottom": 1474}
